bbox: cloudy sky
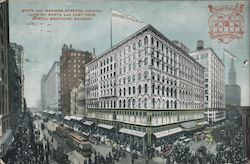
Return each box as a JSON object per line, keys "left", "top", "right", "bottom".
{"left": 9, "top": 0, "right": 249, "bottom": 107}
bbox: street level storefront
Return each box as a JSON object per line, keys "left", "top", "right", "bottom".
{"left": 86, "top": 108, "right": 205, "bottom": 149}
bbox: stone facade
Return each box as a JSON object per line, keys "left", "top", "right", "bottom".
{"left": 85, "top": 25, "right": 205, "bottom": 146}
{"left": 9, "top": 43, "right": 24, "bottom": 111}
{"left": 70, "top": 80, "right": 86, "bottom": 116}
{"left": 189, "top": 42, "right": 225, "bottom": 125}
{"left": 41, "top": 61, "right": 60, "bottom": 111}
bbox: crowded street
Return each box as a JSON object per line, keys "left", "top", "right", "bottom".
{"left": 3, "top": 111, "right": 244, "bottom": 164}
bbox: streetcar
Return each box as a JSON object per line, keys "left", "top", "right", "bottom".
{"left": 55, "top": 125, "right": 93, "bottom": 157}
{"left": 65, "top": 132, "right": 93, "bottom": 157}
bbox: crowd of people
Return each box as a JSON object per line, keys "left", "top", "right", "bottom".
{"left": 63, "top": 119, "right": 145, "bottom": 156}
{"left": 3, "top": 112, "right": 49, "bottom": 164}
{"left": 88, "top": 147, "right": 127, "bottom": 164}
{"left": 45, "top": 113, "right": 247, "bottom": 164}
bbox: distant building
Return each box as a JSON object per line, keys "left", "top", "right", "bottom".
{"left": 70, "top": 80, "right": 86, "bottom": 116}
{"left": 189, "top": 41, "right": 225, "bottom": 125}
{"left": 41, "top": 75, "right": 46, "bottom": 110}
{"left": 0, "top": 0, "right": 13, "bottom": 157}
{"left": 9, "top": 43, "right": 24, "bottom": 112}
{"left": 225, "top": 58, "right": 241, "bottom": 106}
{"left": 60, "top": 44, "right": 92, "bottom": 114}
{"left": 40, "top": 62, "right": 60, "bottom": 111}
{"left": 238, "top": 106, "right": 250, "bottom": 162}
{"left": 85, "top": 25, "right": 205, "bottom": 149}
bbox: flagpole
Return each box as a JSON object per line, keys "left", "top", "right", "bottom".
{"left": 110, "top": 8, "right": 112, "bottom": 48}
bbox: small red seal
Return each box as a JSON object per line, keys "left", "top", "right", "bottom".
{"left": 208, "top": 4, "right": 244, "bottom": 44}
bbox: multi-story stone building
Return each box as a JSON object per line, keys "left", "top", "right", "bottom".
{"left": 70, "top": 80, "right": 86, "bottom": 116}
{"left": 0, "top": 0, "right": 13, "bottom": 157}
{"left": 8, "top": 46, "right": 22, "bottom": 129}
{"left": 60, "top": 44, "right": 92, "bottom": 114}
{"left": 9, "top": 43, "right": 24, "bottom": 111}
{"left": 85, "top": 25, "right": 205, "bottom": 148}
{"left": 225, "top": 58, "right": 241, "bottom": 106}
{"left": 41, "top": 75, "right": 46, "bottom": 110}
{"left": 41, "top": 61, "right": 60, "bottom": 111}
{"left": 189, "top": 41, "right": 225, "bottom": 125}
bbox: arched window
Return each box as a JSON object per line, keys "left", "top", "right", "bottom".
{"left": 157, "top": 85, "right": 160, "bottom": 95}
{"left": 167, "top": 100, "right": 169, "bottom": 109}
{"left": 119, "top": 88, "right": 122, "bottom": 96}
{"left": 152, "top": 98, "right": 155, "bottom": 108}
{"left": 133, "top": 86, "right": 136, "bottom": 94}
{"left": 162, "top": 86, "right": 165, "bottom": 96}
{"left": 114, "top": 101, "right": 116, "bottom": 108}
{"left": 132, "top": 99, "right": 135, "bottom": 108}
{"left": 144, "top": 36, "right": 148, "bottom": 45}
{"left": 123, "top": 88, "right": 126, "bottom": 96}
{"left": 123, "top": 99, "right": 126, "bottom": 108}
{"left": 138, "top": 40, "right": 142, "bottom": 47}
{"left": 152, "top": 84, "right": 155, "bottom": 94}
{"left": 157, "top": 74, "right": 160, "bottom": 81}
{"left": 162, "top": 76, "right": 165, "bottom": 83}
{"left": 104, "top": 101, "right": 106, "bottom": 108}
{"left": 144, "top": 98, "right": 147, "bottom": 108}
{"left": 170, "top": 88, "right": 173, "bottom": 97}
{"left": 151, "top": 37, "right": 154, "bottom": 45}
{"left": 129, "top": 87, "right": 131, "bottom": 95}
{"left": 156, "top": 41, "right": 159, "bottom": 48}
{"left": 144, "top": 84, "right": 148, "bottom": 94}
{"left": 123, "top": 77, "right": 126, "bottom": 84}
{"left": 128, "top": 99, "right": 131, "bottom": 108}
{"left": 138, "top": 98, "right": 141, "bottom": 108}
{"left": 157, "top": 99, "right": 160, "bottom": 108}
{"left": 170, "top": 100, "right": 173, "bottom": 109}
{"left": 144, "top": 71, "right": 148, "bottom": 80}
{"left": 138, "top": 85, "right": 142, "bottom": 94}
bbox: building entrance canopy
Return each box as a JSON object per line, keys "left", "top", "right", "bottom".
{"left": 83, "top": 121, "right": 93, "bottom": 126}
{"left": 119, "top": 128, "right": 146, "bottom": 137}
{"left": 97, "top": 123, "right": 113, "bottom": 129}
{"left": 153, "top": 127, "right": 183, "bottom": 139}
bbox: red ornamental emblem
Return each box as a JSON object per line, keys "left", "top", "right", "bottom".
{"left": 208, "top": 4, "right": 244, "bottom": 44}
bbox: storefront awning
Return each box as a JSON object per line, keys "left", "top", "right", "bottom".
{"left": 64, "top": 116, "right": 71, "bottom": 120}
{"left": 97, "top": 123, "right": 113, "bottom": 130}
{"left": 180, "top": 121, "right": 197, "bottom": 129}
{"left": 197, "top": 121, "right": 208, "bottom": 125}
{"left": 70, "top": 116, "right": 83, "bottom": 121}
{"left": 83, "top": 121, "right": 93, "bottom": 126}
{"left": 119, "top": 128, "right": 146, "bottom": 137}
{"left": 154, "top": 127, "right": 183, "bottom": 139}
